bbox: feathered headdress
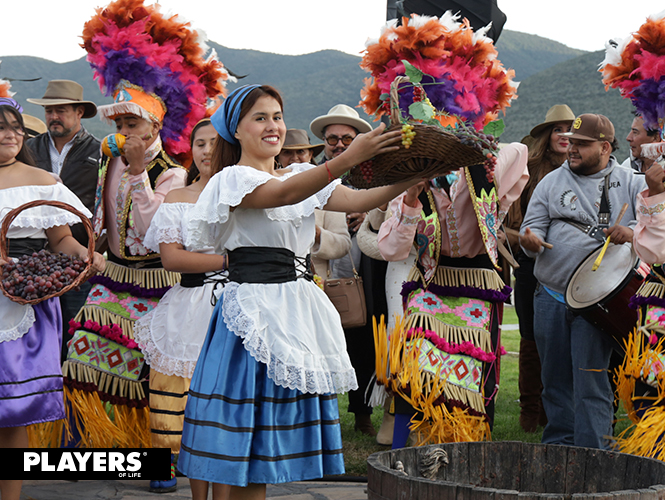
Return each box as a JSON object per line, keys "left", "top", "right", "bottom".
{"left": 0, "top": 69, "right": 23, "bottom": 113}
{"left": 600, "top": 10, "right": 665, "bottom": 157}
{"left": 81, "top": 0, "right": 232, "bottom": 162}
{"left": 359, "top": 13, "right": 518, "bottom": 130}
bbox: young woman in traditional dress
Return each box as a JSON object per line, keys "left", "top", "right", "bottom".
{"left": 177, "top": 84, "right": 422, "bottom": 500}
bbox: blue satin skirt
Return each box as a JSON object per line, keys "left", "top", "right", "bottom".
{"left": 0, "top": 298, "right": 64, "bottom": 428}
{"left": 177, "top": 297, "right": 345, "bottom": 486}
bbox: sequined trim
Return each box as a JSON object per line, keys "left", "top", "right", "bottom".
{"left": 639, "top": 203, "right": 665, "bottom": 216}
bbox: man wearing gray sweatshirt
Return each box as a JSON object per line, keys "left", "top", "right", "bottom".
{"left": 520, "top": 114, "right": 646, "bottom": 449}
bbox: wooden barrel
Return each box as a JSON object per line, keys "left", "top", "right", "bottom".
{"left": 367, "top": 442, "right": 665, "bottom": 500}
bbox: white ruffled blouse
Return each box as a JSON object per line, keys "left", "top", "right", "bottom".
{"left": 135, "top": 202, "right": 219, "bottom": 378}
{"left": 186, "top": 163, "right": 358, "bottom": 395}
{"left": 0, "top": 183, "right": 93, "bottom": 343}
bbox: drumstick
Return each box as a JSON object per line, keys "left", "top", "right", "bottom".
{"left": 592, "top": 203, "right": 630, "bottom": 272}
{"left": 504, "top": 227, "right": 553, "bottom": 249}
{"left": 497, "top": 240, "right": 520, "bottom": 269}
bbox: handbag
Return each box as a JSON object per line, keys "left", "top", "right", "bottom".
{"left": 315, "top": 252, "right": 367, "bottom": 329}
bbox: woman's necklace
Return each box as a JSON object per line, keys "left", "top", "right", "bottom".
{"left": 0, "top": 159, "right": 17, "bottom": 168}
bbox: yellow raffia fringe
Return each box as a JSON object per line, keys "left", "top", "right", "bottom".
{"left": 411, "top": 405, "right": 491, "bottom": 445}
{"left": 375, "top": 317, "right": 490, "bottom": 443}
{"left": 613, "top": 325, "right": 665, "bottom": 460}
{"left": 62, "top": 362, "right": 150, "bottom": 447}
{"left": 405, "top": 312, "right": 492, "bottom": 353}
{"left": 27, "top": 420, "right": 64, "bottom": 448}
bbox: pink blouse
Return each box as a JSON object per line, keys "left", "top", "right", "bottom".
{"left": 104, "top": 155, "right": 187, "bottom": 258}
{"left": 633, "top": 189, "right": 665, "bottom": 265}
{"left": 378, "top": 142, "right": 529, "bottom": 262}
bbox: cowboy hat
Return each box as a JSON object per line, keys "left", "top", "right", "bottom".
{"left": 281, "top": 129, "right": 324, "bottom": 157}
{"left": 529, "top": 104, "right": 575, "bottom": 138}
{"left": 309, "top": 104, "right": 372, "bottom": 140}
{"left": 27, "top": 80, "right": 97, "bottom": 119}
{"left": 22, "top": 114, "right": 47, "bottom": 138}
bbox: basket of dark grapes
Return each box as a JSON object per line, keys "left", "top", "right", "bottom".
{"left": 0, "top": 200, "right": 94, "bottom": 305}
{"left": 345, "top": 76, "right": 494, "bottom": 189}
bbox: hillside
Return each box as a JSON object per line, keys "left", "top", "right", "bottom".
{"left": 495, "top": 30, "right": 586, "bottom": 81}
{"left": 2, "top": 31, "right": 634, "bottom": 161}
{"left": 500, "top": 50, "right": 634, "bottom": 162}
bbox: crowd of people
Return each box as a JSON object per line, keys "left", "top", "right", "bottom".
{"left": 1, "top": 8, "right": 665, "bottom": 500}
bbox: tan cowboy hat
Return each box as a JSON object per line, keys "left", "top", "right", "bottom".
{"left": 281, "top": 129, "right": 324, "bottom": 157}
{"left": 22, "top": 114, "right": 47, "bottom": 138}
{"left": 309, "top": 104, "right": 372, "bottom": 140}
{"left": 529, "top": 104, "right": 575, "bottom": 138}
{"left": 27, "top": 80, "right": 97, "bottom": 119}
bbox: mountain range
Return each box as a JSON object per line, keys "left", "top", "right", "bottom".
{"left": 1, "top": 30, "right": 636, "bottom": 162}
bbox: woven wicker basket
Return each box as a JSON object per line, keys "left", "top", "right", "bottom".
{"left": 345, "top": 76, "right": 487, "bottom": 189}
{"left": 0, "top": 200, "right": 94, "bottom": 305}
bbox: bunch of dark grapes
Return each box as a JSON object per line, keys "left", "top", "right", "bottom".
{"left": 2, "top": 249, "right": 85, "bottom": 301}
{"left": 455, "top": 128, "right": 499, "bottom": 183}
{"left": 358, "top": 160, "right": 374, "bottom": 183}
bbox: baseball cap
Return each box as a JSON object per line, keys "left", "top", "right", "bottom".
{"left": 561, "top": 114, "right": 615, "bottom": 142}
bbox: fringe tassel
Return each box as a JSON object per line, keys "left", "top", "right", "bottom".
{"left": 62, "top": 361, "right": 150, "bottom": 447}
{"left": 27, "top": 420, "right": 64, "bottom": 448}
{"left": 113, "top": 405, "right": 152, "bottom": 448}
{"left": 614, "top": 405, "right": 665, "bottom": 461}
{"left": 102, "top": 261, "right": 180, "bottom": 289}
{"left": 63, "top": 384, "right": 125, "bottom": 448}
{"left": 613, "top": 326, "right": 665, "bottom": 460}
{"left": 410, "top": 405, "right": 491, "bottom": 446}
{"left": 376, "top": 319, "right": 490, "bottom": 441}
{"left": 636, "top": 281, "right": 665, "bottom": 299}
{"left": 407, "top": 265, "right": 505, "bottom": 292}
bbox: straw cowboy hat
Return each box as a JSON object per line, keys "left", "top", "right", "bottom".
{"left": 309, "top": 104, "right": 372, "bottom": 140}
{"left": 281, "top": 129, "right": 324, "bottom": 157}
{"left": 529, "top": 104, "right": 575, "bottom": 138}
{"left": 27, "top": 80, "right": 97, "bottom": 119}
{"left": 22, "top": 114, "right": 47, "bottom": 138}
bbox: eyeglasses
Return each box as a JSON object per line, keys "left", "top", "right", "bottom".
{"left": 324, "top": 134, "right": 355, "bottom": 146}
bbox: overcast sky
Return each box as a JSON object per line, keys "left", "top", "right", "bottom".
{"left": 1, "top": 1, "right": 663, "bottom": 63}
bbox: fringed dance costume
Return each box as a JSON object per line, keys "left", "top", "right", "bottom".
{"left": 375, "top": 146, "right": 528, "bottom": 446}
{"left": 177, "top": 163, "right": 358, "bottom": 486}
{"left": 61, "top": 144, "right": 186, "bottom": 448}
{"left": 614, "top": 187, "right": 665, "bottom": 460}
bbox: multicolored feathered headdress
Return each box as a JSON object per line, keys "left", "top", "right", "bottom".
{"left": 600, "top": 9, "right": 665, "bottom": 156}
{"left": 0, "top": 72, "right": 23, "bottom": 113}
{"left": 81, "top": 0, "right": 232, "bottom": 161}
{"left": 359, "top": 13, "right": 518, "bottom": 130}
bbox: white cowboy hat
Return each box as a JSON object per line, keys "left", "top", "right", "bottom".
{"left": 309, "top": 104, "right": 372, "bottom": 140}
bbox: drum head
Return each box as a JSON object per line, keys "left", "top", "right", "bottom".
{"left": 565, "top": 243, "right": 638, "bottom": 310}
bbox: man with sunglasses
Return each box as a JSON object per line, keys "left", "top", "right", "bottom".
{"left": 310, "top": 105, "right": 387, "bottom": 437}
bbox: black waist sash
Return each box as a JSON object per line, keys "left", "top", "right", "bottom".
{"left": 180, "top": 273, "right": 206, "bottom": 288}
{"left": 438, "top": 254, "right": 493, "bottom": 270}
{"left": 8, "top": 238, "right": 47, "bottom": 259}
{"left": 108, "top": 251, "right": 163, "bottom": 269}
{"left": 228, "top": 247, "right": 312, "bottom": 284}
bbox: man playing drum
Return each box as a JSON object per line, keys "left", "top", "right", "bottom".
{"left": 520, "top": 114, "right": 646, "bottom": 449}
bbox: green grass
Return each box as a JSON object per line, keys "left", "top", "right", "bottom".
{"left": 337, "top": 306, "right": 629, "bottom": 477}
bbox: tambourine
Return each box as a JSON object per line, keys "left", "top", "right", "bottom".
{"left": 101, "top": 133, "right": 126, "bottom": 158}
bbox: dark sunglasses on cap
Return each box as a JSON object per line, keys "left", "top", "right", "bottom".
{"left": 324, "top": 134, "right": 355, "bottom": 146}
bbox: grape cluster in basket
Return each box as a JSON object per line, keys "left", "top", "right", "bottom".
{"left": 2, "top": 249, "right": 85, "bottom": 301}
{"left": 453, "top": 125, "right": 499, "bottom": 183}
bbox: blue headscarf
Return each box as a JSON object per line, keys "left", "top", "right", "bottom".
{"left": 0, "top": 97, "right": 23, "bottom": 113}
{"left": 211, "top": 84, "right": 262, "bottom": 145}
